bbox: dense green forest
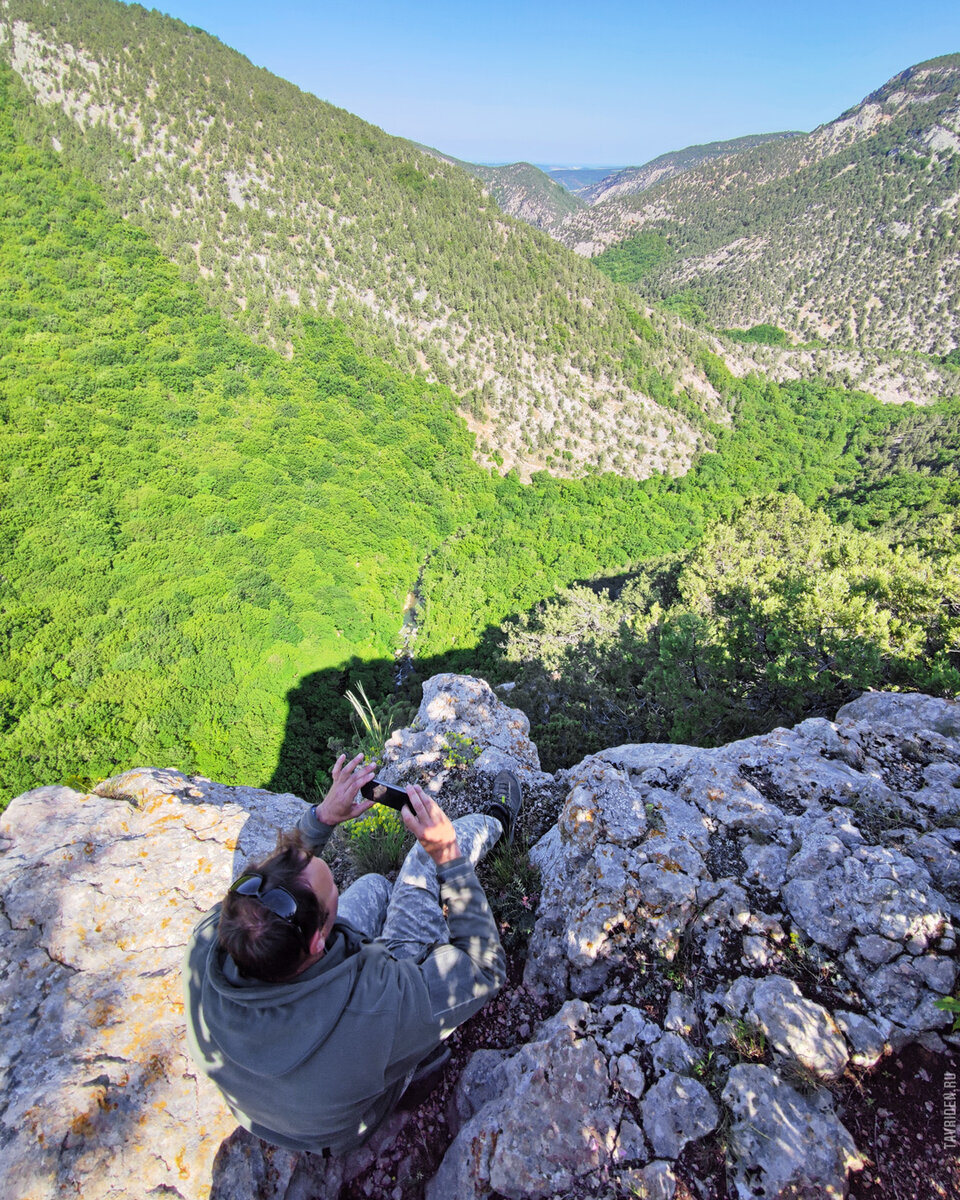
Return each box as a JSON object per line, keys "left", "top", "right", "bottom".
{"left": 0, "top": 0, "right": 727, "bottom": 480}
{"left": 0, "top": 68, "right": 482, "bottom": 804}
{"left": 414, "top": 388, "right": 960, "bottom": 770}
{"left": 1, "top": 32, "right": 959, "bottom": 811}
{"left": 480, "top": 492, "right": 959, "bottom": 770}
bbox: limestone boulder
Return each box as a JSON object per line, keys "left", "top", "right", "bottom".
{"left": 427, "top": 1001, "right": 623, "bottom": 1200}
{"left": 4, "top": 678, "right": 960, "bottom": 1200}
{"left": 722, "top": 1064, "right": 864, "bottom": 1199}
{"left": 0, "top": 769, "right": 322, "bottom": 1200}
{"left": 381, "top": 673, "right": 547, "bottom": 789}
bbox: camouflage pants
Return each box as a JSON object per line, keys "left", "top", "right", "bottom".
{"left": 336, "top": 812, "right": 502, "bottom": 959}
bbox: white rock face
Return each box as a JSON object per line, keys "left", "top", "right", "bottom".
{"left": 434, "top": 688, "right": 958, "bottom": 1198}
{"left": 427, "top": 1001, "right": 622, "bottom": 1200}
{"left": 738, "top": 976, "right": 849, "bottom": 1082}
{"left": 381, "top": 672, "right": 548, "bottom": 787}
{"left": 641, "top": 1072, "right": 719, "bottom": 1158}
{"left": 525, "top": 699, "right": 958, "bottom": 1049}
{"left": 0, "top": 768, "right": 307, "bottom": 1200}
{"left": 3, "top": 679, "right": 959, "bottom": 1200}
{"left": 722, "top": 1064, "right": 864, "bottom": 1199}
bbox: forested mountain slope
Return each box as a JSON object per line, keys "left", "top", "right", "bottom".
{"left": 578, "top": 131, "right": 803, "bottom": 205}
{"left": 3, "top": 49, "right": 958, "bottom": 809}
{"left": 558, "top": 55, "right": 960, "bottom": 358}
{"left": 0, "top": 60, "right": 491, "bottom": 801}
{"left": 0, "top": 0, "right": 729, "bottom": 480}
{"left": 418, "top": 147, "right": 586, "bottom": 231}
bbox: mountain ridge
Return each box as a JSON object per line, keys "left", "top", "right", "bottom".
{"left": 577, "top": 131, "right": 805, "bottom": 205}
{"left": 0, "top": 0, "right": 730, "bottom": 481}
{"left": 556, "top": 54, "right": 960, "bottom": 361}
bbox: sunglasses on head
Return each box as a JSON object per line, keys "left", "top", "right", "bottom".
{"left": 229, "top": 872, "right": 303, "bottom": 931}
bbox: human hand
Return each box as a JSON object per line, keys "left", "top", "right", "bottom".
{"left": 400, "top": 785, "right": 461, "bottom": 866}
{"left": 316, "top": 754, "right": 377, "bottom": 826}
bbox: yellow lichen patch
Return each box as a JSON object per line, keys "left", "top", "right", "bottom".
{"left": 23, "top": 1105, "right": 46, "bottom": 1143}
{"left": 69, "top": 1110, "right": 97, "bottom": 1138}
{"left": 89, "top": 997, "right": 118, "bottom": 1028}
{"left": 144, "top": 810, "right": 186, "bottom": 829}
{"left": 706, "top": 787, "right": 724, "bottom": 802}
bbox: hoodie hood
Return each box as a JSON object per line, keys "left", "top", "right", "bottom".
{"left": 189, "top": 907, "right": 366, "bottom": 1076}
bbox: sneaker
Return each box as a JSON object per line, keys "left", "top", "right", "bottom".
{"left": 485, "top": 770, "right": 523, "bottom": 845}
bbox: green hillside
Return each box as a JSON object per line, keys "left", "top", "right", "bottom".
{"left": 0, "top": 0, "right": 726, "bottom": 481}
{"left": 415, "top": 146, "right": 586, "bottom": 231}
{"left": 578, "top": 132, "right": 804, "bottom": 204}
{"left": 489, "top": 490, "right": 960, "bottom": 769}
{"left": 6, "top": 57, "right": 957, "bottom": 808}
{"left": 442, "top": 391, "right": 960, "bottom": 770}
{"left": 563, "top": 56, "right": 960, "bottom": 358}
{"left": 458, "top": 160, "right": 586, "bottom": 230}
{"left": 0, "top": 64, "right": 483, "bottom": 802}
{"left": 2, "top": 22, "right": 959, "bottom": 811}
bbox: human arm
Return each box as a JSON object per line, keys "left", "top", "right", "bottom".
{"left": 298, "top": 753, "right": 377, "bottom": 856}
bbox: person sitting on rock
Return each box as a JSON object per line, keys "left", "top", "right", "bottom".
{"left": 182, "top": 753, "right": 522, "bottom": 1157}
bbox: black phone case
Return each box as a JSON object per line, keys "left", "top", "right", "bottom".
{"left": 361, "top": 778, "right": 409, "bottom": 810}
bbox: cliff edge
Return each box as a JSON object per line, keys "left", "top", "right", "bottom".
{"left": 1, "top": 676, "right": 957, "bottom": 1199}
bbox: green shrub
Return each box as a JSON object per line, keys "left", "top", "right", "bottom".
{"left": 723, "top": 323, "right": 790, "bottom": 346}
{"left": 345, "top": 683, "right": 390, "bottom": 762}
{"left": 480, "top": 840, "right": 541, "bottom": 955}
{"left": 443, "top": 731, "right": 481, "bottom": 768}
{"left": 340, "top": 807, "right": 412, "bottom": 877}
{"left": 934, "top": 995, "right": 960, "bottom": 1031}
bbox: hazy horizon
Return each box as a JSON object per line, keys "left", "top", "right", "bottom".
{"left": 141, "top": 0, "right": 960, "bottom": 164}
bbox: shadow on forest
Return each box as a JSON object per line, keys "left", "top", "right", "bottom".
{"left": 265, "top": 627, "right": 515, "bottom": 803}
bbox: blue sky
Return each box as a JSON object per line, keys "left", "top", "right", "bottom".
{"left": 146, "top": 1, "right": 960, "bottom": 166}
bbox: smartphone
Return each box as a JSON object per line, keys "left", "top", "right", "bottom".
{"left": 360, "top": 777, "right": 410, "bottom": 811}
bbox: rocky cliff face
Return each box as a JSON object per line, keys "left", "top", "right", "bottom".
{"left": 1, "top": 676, "right": 958, "bottom": 1199}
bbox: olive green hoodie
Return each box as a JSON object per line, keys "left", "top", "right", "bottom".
{"left": 182, "top": 815, "right": 504, "bottom": 1155}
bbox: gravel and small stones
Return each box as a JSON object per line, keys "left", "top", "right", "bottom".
{"left": 703, "top": 832, "right": 747, "bottom": 881}
{"left": 736, "top": 765, "right": 806, "bottom": 816}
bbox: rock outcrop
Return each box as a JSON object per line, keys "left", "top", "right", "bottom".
{"left": 1, "top": 677, "right": 958, "bottom": 1199}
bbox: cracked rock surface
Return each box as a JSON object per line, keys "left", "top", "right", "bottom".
{"left": 0, "top": 768, "right": 311, "bottom": 1200}
{"left": 430, "top": 687, "right": 959, "bottom": 1199}
{"left": 2, "top": 680, "right": 959, "bottom": 1199}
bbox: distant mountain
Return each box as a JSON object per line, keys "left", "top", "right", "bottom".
{"left": 416, "top": 147, "right": 586, "bottom": 230}
{"left": 541, "top": 166, "right": 625, "bottom": 193}
{"left": 578, "top": 133, "right": 804, "bottom": 204}
{"left": 557, "top": 55, "right": 960, "bottom": 358}
{"left": 1, "top": 0, "right": 726, "bottom": 480}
